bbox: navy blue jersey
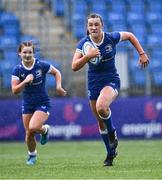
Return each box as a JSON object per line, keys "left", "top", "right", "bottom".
{"left": 12, "top": 59, "right": 52, "bottom": 105}
{"left": 76, "top": 32, "right": 121, "bottom": 91}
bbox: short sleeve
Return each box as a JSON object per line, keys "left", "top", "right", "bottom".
{"left": 40, "top": 61, "right": 51, "bottom": 74}
{"left": 76, "top": 36, "right": 88, "bottom": 54}
{"left": 12, "top": 66, "right": 20, "bottom": 80}
{"left": 76, "top": 40, "right": 84, "bottom": 54}
{"left": 109, "top": 32, "right": 121, "bottom": 45}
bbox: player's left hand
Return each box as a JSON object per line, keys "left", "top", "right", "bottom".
{"left": 138, "top": 53, "right": 149, "bottom": 68}
{"left": 56, "top": 87, "right": 67, "bottom": 96}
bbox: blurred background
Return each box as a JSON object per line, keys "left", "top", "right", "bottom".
{"left": 0, "top": 0, "right": 162, "bottom": 141}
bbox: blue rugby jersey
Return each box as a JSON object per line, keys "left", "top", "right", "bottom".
{"left": 76, "top": 32, "right": 121, "bottom": 90}
{"left": 12, "top": 59, "right": 52, "bottom": 105}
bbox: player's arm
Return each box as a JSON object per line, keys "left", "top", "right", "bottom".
{"left": 120, "top": 32, "right": 149, "bottom": 68}
{"left": 50, "top": 66, "right": 67, "bottom": 96}
{"left": 72, "top": 48, "right": 100, "bottom": 71}
{"left": 11, "top": 74, "right": 33, "bottom": 95}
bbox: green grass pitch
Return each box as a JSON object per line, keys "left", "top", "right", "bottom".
{"left": 0, "top": 140, "right": 162, "bottom": 179}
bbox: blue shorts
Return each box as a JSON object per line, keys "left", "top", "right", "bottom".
{"left": 88, "top": 80, "right": 120, "bottom": 100}
{"left": 22, "top": 103, "right": 51, "bottom": 115}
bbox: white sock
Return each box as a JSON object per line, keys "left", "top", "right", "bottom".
{"left": 28, "top": 150, "right": 37, "bottom": 156}
{"left": 43, "top": 125, "right": 48, "bottom": 134}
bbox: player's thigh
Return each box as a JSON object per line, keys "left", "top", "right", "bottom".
{"left": 89, "top": 100, "right": 97, "bottom": 115}
{"left": 22, "top": 114, "right": 33, "bottom": 130}
{"left": 97, "top": 86, "right": 117, "bottom": 107}
{"left": 29, "top": 110, "right": 49, "bottom": 129}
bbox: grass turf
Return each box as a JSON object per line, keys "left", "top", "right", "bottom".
{"left": 0, "top": 140, "right": 162, "bottom": 179}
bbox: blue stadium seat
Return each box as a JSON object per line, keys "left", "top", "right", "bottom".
{"left": 147, "top": 0, "right": 162, "bottom": 13}
{"left": 3, "top": 27, "right": 20, "bottom": 38}
{"left": 0, "top": 22, "right": 3, "bottom": 36}
{"left": 129, "top": 49, "right": 140, "bottom": 60}
{"left": 151, "top": 48, "right": 162, "bottom": 59}
{"left": 152, "top": 70, "right": 162, "bottom": 86}
{"left": 20, "top": 34, "right": 40, "bottom": 45}
{"left": 131, "top": 70, "right": 147, "bottom": 86}
{"left": 128, "top": 55, "right": 148, "bottom": 87}
{"left": 70, "top": 0, "right": 87, "bottom": 39}
{"left": 127, "top": 12, "right": 145, "bottom": 24}
{"left": 0, "top": 60, "right": 15, "bottom": 88}
{"left": 0, "top": 48, "right": 4, "bottom": 60}
{"left": 108, "top": 11, "right": 126, "bottom": 26}
{"left": 129, "top": 24, "right": 147, "bottom": 45}
{"left": 45, "top": 59, "right": 61, "bottom": 70}
{"left": 90, "top": 1, "right": 108, "bottom": 25}
{"left": 72, "top": 21, "right": 86, "bottom": 40}
{"left": 43, "top": 59, "right": 61, "bottom": 88}
{"left": 3, "top": 50, "right": 18, "bottom": 63}
{"left": 71, "top": 0, "right": 87, "bottom": 14}
{"left": 147, "top": 34, "right": 162, "bottom": 47}
{"left": 111, "top": 0, "right": 126, "bottom": 13}
{"left": 128, "top": 60, "right": 139, "bottom": 72}
{"left": 111, "top": 22, "right": 127, "bottom": 31}
{"left": 91, "top": 0, "right": 107, "bottom": 13}
{"left": 130, "top": 23, "right": 146, "bottom": 35}
{"left": 2, "top": 72, "right": 11, "bottom": 89}
{"left": 149, "top": 59, "right": 162, "bottom": 72}
{"left": 46, "top": 74, "right": 56, "bottom": 88}
{"left": 127, "top": 0, "right": 145, "bottom": 13}
{"left": 150, "top": 23, "right": 162, "bottom": 36}
{"left": 0, "top": 12, "right": 19, "bottom": 24}
{"left": 146, "top": 12, "right": 162, "bottom": 25}
{"left": 63, "top": 0, "right": 74, "bottom": 31}
{"left": 0, "top": 12, "right": 20, "bottom": 38}
{"left": 71, "top": 13, "right": 86, "bottom": 39}
{"left": 51, "top": 0, "right": 64, "bottom": 16}
{"left": 0, "top": 36, "right": 18, "bottom": 50}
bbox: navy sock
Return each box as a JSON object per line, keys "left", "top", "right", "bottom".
{"left": 103, "top": 115, "right": 115, "bottom": 133}
{"left": 100, "top": 129, "right": 114, "bottom": 156}
{"left": 99, "top": 109, "right": 115, "bottom": 133}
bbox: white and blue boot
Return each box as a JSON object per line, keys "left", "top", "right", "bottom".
{"left": 40, "top": 124, "right": 50, "bottom": 145}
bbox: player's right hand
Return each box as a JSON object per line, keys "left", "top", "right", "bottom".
{"left": 24, "top": 74, "right": 34, "bottom": 83}
{"left": 56, "top": 87, "right": 67, "bottom": 96}
{"left": 138, "top": 53, "right": 149, "bottom": 68}
{"left": 87, "top": 47, "right": 100, "bottom": 59}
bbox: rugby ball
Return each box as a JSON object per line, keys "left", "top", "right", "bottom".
{"left": 82, "top": 41, "right": 100, "bottom": 65}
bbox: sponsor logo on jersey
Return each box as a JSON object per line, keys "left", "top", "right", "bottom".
{"left": 105, "top": 44, "right": 113, "bottom": 53}
{"left": 21, "top": 73, "right": 25, "bottom": 78}
{"left": 36, "top": 69, "right": 42, "bottom": 78}
{"left": 41, "top": 105, "right": 46, "bottom": 109}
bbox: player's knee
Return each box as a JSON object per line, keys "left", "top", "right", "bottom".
{"left": 28, "top": 126, "right": 38, "bottom": 133}
{"left": 96, "top": 103, "right": 108, "bottom": 117}
{"left": 25, "top": 129, "right": 34, "bottom": 139}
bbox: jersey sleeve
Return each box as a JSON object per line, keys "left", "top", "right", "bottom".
{"left": 11, "top": 66, "right": 20, "bottom": 80}
{"left": 76, "top": 40, "right": 83, "bottom": 54}
{"left": 109, "top": 32, "right": 121, "bottom": 45}
{"left": 40, "top": 61, "right": 51, "bottom": 74}
{"left": 76, "top": 37, "right": 88, "bottom": 54}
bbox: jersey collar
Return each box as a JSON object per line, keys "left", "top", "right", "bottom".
{"left": 21, "top": 58, "right": 36, "bottom": 70}
{"left": 89, "top": 32, "right": 105, "bottom": 46}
